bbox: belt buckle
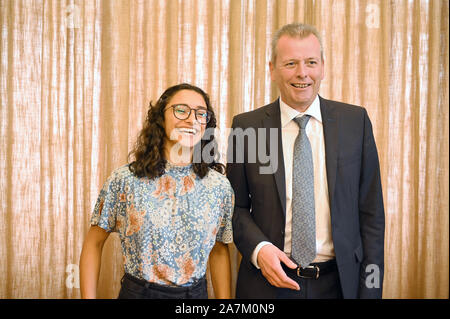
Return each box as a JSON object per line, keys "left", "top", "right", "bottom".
{"left": 297, "top": 265, "right": 320, "bottom": 279}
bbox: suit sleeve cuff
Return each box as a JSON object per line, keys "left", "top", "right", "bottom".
{"left": 251, "top": 241, "right": 273, "bottom": 269}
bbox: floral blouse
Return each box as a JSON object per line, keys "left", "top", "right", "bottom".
{"left": 90, "top": 163, "right": 234, "bottom": 287}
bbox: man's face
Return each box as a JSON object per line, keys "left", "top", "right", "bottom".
{"left": 269, "top": 34, "right": 324, "bottom": 112}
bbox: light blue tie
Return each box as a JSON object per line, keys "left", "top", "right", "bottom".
{"left": 291, "top": 115, "right": 316, "bottom": 267}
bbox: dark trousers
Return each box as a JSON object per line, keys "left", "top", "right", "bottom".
{"left": 118, "top": 273, "right": 208, "bottom": 299}
{"left": 277, "top": 260, "right": 343, "bottom": 299}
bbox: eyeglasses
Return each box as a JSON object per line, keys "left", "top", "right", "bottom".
{"left": 164, "top": 104, "right": 212, "bottom": 124}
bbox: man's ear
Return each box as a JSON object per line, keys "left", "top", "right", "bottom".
{"left": 321, "top": 58, "right": 325, "bottom": 80}
{"left": 269, "top": 61, "right": 275, "bottom": 81}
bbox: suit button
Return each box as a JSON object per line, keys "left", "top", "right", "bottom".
{"left": 281, "top": 230, "right": 285, "bottom": 236}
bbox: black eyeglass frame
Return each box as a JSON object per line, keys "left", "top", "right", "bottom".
{"left": 164, "top": 104, "right": 212, "bottom": 124}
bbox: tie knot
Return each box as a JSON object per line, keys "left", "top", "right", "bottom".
{"left": 294, "top": 115, "right": 310, "bottom": 129}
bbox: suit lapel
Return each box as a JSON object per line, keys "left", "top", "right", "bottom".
{"left": 320, "top": 96, "right": 339, "bottom": 209}
{"left": 262, "top": 100, "right": 287, "bottom": 216}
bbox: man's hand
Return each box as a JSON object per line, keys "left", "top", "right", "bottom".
{"left": 257, "top": 244, "right": 300, "bottom": 290}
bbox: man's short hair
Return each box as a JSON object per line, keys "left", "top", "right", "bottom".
{"left": 271, "top": 23, "right": 324, "bottom": 64}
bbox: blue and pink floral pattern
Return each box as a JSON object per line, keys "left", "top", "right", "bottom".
{"left": 90, "top": 163, "right": 234, "bottom": 287}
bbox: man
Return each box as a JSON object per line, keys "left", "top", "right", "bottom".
{"left": 227, "top": 23, "right": 385, "bottom": 299}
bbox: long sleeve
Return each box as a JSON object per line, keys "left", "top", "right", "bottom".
{"left": 357, "top": 108, "right": 385, "bottom": 298}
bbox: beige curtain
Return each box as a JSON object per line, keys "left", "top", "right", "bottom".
{"left": 0, "top": 0, "right": 448, "bottom": 299}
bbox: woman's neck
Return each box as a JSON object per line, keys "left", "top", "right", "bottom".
{"left": 164, "top": 143, "right": 193, "bottom": 166}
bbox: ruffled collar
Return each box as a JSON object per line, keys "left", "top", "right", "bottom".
{"left": 164, "top": 161, "right": 193, "bottom": 174}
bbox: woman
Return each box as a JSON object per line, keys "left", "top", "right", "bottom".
{"left": 79, "top": 83, "right": 233, "bottom": 299}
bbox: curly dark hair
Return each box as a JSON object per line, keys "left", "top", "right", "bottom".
{"left": 128, "top": 83, "right": 224, "bottom": 179}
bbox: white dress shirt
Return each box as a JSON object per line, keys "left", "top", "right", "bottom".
{"left": 251, "top": 95, "right": 335, "bottom": 268}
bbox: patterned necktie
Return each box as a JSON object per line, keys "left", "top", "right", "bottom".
{"left": 291, "top": 115, "right": 316, "bottom": 267}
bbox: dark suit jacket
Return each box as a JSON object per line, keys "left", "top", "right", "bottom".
{"left": 227, "top": 97, "right": 385, "bottom": 299}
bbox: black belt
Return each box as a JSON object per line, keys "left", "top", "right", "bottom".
{"left": 283, "top": 259, "right": 337, "bottom": 280}
{"left": 122, "top": 273, "right": 206, "bottom": 292}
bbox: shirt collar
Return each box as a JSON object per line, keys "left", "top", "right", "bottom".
{"left": 279, "top": 95, "right": 322, "bottom": 127}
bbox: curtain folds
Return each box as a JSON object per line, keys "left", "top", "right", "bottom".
{"left": 0, "top": 0, "right": 448, "bottom": 298}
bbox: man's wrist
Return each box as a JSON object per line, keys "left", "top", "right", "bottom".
{"left": 251, "top": 241, "right": 273, "bottom": 269}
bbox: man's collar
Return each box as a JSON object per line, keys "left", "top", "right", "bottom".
{"left": 279, "top": 95, "right": 322, "bottom": 127}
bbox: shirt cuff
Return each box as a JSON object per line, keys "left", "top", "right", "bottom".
{"left": 251, "top": 241, "right": 273, "bottom": 269}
